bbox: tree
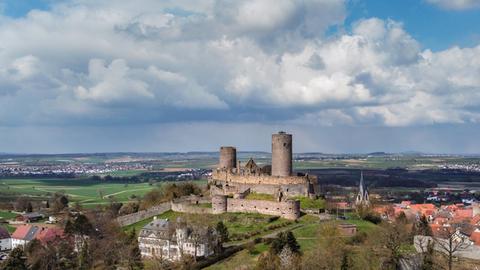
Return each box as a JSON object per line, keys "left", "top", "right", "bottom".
{"left": 422, "top": 240, "right": 435, "bottom": 270}
{"left": 216, "top": 221, "right": 229, "bottom": 247}
{"left": 255, "top": 250, "right": 280, "bottom": 270}
{"left": 434, "top": 227, "right": 470, "bottom": 270}
{"left": 125, "top": 229, "right": 144, "bottom": 270}
{"left": 52, "top": 193, "right": 69, "bottom": 212}
{"left": 15, "top": 197, "right": 30, "bottom": 212}
{"left": 271, "top": 231, "right": 300, "bottom": 255}
{"left": 1, "top": 247, "right": 28, "bottom": 270}
{"left": 412, "top": 215, "right": 432, "bottom": 237}
{"left": 78, "top": 240, "right": 93, "bottom": 270}
{"left": 26, "top": 202, "right": 33, "bottom": 213}
{"left": 279, "top": 246, "right": 300, "bottom": 270}
{"left": 302, "top": 223, "right": 347, "bottom": 270}
{"left": 378, "top": 221, "right": 409, "bottom": 270}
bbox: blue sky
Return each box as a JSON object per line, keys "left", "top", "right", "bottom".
{"left": 0, "top": 0, "right": 480, "bottom": 153}
{"left": 346, "top": 0, "right": 480, "bottom": 50}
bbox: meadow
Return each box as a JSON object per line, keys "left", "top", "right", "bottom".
{"left": 205, "top": 214, "right": 378, "bottom": 270}
{"left": 0, "top": 178, "right": 206, "bottom": 208}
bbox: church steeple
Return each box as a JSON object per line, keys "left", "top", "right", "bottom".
{"left": 355, "top": 171, "right": 370, "bottom": 206}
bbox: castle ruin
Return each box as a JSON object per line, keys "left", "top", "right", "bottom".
{"left": 209, "top": 132, "right": 318, "bottom": 220}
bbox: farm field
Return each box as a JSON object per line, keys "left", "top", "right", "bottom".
{"left": 0, "top": 178, "right": 206, "bottom": 207}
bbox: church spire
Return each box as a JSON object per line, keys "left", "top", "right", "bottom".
{"left": 355, "top": 171, "right": 369, "bottom": 206}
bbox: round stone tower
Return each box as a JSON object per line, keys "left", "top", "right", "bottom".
{"left": 271, "top": 131, "right": 292, "bottom": 177}
{"left": 283, "top": 199, "right": 300, "bottom": 220}
{"left": 212, "top": 195, "right": 228, "bottom": 214}
{"left": 219, "top": 146, "right": 237, "bottom": 169}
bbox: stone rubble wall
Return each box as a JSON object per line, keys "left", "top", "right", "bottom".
{"left": 116, "top": 202, "right": 171, "bottom": 227}
{"left": 171, "top": 201, "right": 212, "bottom": 214}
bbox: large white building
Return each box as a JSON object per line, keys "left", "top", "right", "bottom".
{"left": 138, "top": 218, "right": 216, "bottom": 261}
{"left": 0, "top": 227, "right": 11, "bottom": 252}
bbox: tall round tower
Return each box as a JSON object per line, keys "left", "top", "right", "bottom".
{"left": 271, "top": 131, "right": 292, "bottom": 177}
{"left": 219, "top": 146, "right": 237, "bottom": 169}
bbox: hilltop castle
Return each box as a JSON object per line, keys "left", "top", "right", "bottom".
{"left": 210, "top": 132, "right": 318, "bottom": 198}
{"left": 209, "top": 132, "right": 318, "bottom": 220}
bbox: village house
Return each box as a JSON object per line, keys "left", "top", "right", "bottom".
{"left": 10, "top": 225, "right": 64, "bottom": 249}
{"left": 15, "top": 212, "right": 44, "bottom": 223}
{"left": 138, "top": 217, "right": 216, "bottom": 261}
{"left": 0, "top": 227, "right": 11, "bottom": 252}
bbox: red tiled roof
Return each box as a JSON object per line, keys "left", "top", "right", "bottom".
{"left": 430, "top": 224, "right": 442, "bottom": 236}
{"left": 471, "top": 215, "right": 480, "bottom": 225}
{"left": 36, "top": 227, "right": 65, "bottom": 243}
{"left": 11, "top": 225, "right": 32, "bottom": 239}
{"left": 470, "top": 230, "right": 480, "bottom": 245}
{"left": 455, "top": 209, "right": 473, "bottom": 219}
{"left": 410, "top": 204, "right": 436, "bottom": 210}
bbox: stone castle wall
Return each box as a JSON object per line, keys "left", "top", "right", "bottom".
{"left": 210, "top": 181, "right": 309, "bottom": 197}
{"left": 116, "top": 202, "right": 171, "bottom": 226}
{"left": 211, "top": 170, "right": 315, "bottom": 186}
{"left": 170, "top": 195, "right": 212, "bottom": 214}
{"left": 171, "top": 201, "right": 212, "bottom": 214}
{"left": 212, "top": 195, "right": 300, "bottom": 220}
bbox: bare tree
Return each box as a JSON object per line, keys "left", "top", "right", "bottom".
{"left": 434, "top": 227, "right": 470, "bottom": 270}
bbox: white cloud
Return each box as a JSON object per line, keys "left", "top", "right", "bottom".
{"left": 0, "top": 0, "right": 479, "bottom": 130}
{"left": 426, "top": 0, "right": 480, "bottom": 10}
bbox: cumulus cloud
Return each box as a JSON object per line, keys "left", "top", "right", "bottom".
{"left": 0, "top": 0, "right": 480, "bottom": 132}
{"left": 426, "top": 0, "right": 480, "bottom": 10}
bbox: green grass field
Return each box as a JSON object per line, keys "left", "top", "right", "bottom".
{"left": 124, "top": 210, "right": 291, "bottom": 239}
{"left": 0, "top": 211, "right": 16, "bottom": 220}
{"left": 0, "top": 178, "right": 206, "bottom": 208}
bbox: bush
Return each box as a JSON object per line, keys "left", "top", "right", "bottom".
{"left": 268, "top": 216, "right": 280, "bottom": 223}
{"left": 363, "top": 213, "right": 382, "bottom": 224}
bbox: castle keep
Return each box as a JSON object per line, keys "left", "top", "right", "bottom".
{"left": 209, "top": 132, "right": 318, "bottom": 220}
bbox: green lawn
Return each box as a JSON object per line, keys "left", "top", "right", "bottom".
{"left": 205, "top": 243, "right": 269, "bottom": 270}
{"left": 1, "top": 224, "right": 16, "bottom": 233}
{"left": 124, "top": 210, "right": 291, "bottom": 239}
{"left": 0, "top": 211, "right": 16, "bottom": 220}
{"left": 245, "top": 193, "right": 276, "bottom": 201}
{"left": 293, "top": 196, "right": 326, "bottom": 209}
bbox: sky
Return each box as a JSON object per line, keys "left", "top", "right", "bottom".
{"left": 1, "top": 0, "right": 480, "bottom": 154}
